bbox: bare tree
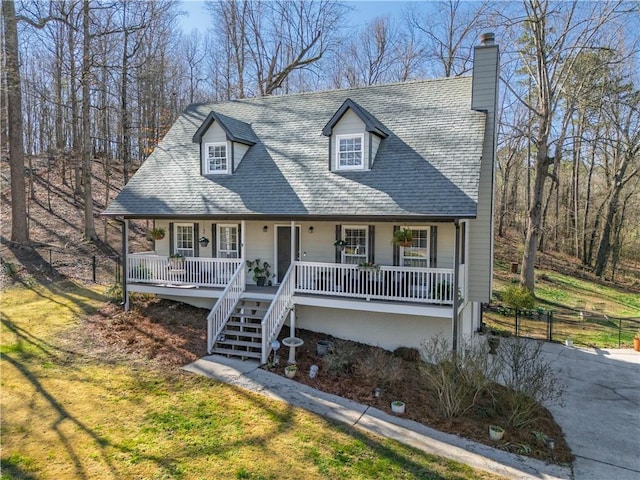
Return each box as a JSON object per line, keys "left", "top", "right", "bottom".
{"left": 499, "top": 0, "right": 628, "bottom": 292}
{"left": 407, "top": 0, "right": 489, "bottom": 77}
{"left": 2, "top": 0, "right": 29, "bottom": 243}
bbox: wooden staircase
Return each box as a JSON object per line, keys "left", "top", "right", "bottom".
{"left": 211, "top": 298, "right": 270, "bottom": 360}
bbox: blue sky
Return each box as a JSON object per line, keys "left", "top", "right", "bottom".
{"left": 178, "top": 0, "right": 413, "bottom": 33}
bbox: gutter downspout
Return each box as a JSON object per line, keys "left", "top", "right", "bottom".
{"left": 452, "top": 219, "right": 461, "bottom": 354}
{"left": 113, "top": 217, "right": 129, "bottom": 311}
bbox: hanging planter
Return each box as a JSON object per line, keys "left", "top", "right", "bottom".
{"left": 147, "top": 227, "right": 165, "bottom": 240}
{"left": 333, "top": 239, "right": 347, "bottom": 251}
{"left": 199, "top": 236, "right": 210, "bottom": 247}
{"left": 392, "top": 228, "right": 413, "bottom": 247}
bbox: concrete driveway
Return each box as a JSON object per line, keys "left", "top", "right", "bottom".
{"left": 540, "top": 343, "right": 640, "bottom": 479}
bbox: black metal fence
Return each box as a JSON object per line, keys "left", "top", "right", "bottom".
{"left": 483, "top": 304, "right": 640, "bottom": 349}
{"left": 34, "top": 247, "right": 121, "bottom": 285}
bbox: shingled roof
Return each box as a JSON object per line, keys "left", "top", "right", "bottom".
{"left": 104, "top": 77, "right": 487, "bottom": 219}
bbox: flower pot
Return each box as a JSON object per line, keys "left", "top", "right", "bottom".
{"left": 199, "top": 240, "right": 209, "bottom": 247}
{"left": 284, "top": 367, "right": 297, "bottom": 378}
{"left": 257, "top": 277, "right": 266, "bottom": 287}
{"left": 489, "top": 425, "right": 504, "bottom": 441}
{"left": 565, "top": 338, "right": 573, "bottom": 347}
{"left": 391, "top": 401, "right": 405, "bottom": 414}
{"left": 634, "top": 337, "right": 640, "bottom": 352}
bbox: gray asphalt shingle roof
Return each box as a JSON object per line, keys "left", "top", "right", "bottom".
{"left": 104, "top": 77, "right": 486, "bottom": 219}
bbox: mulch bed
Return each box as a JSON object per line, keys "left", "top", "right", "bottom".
{"left": 82, "top": 296, "right": 573, "bottom": 466}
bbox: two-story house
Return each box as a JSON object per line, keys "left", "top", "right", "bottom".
{"left": 103, "top": 34, "right": 499, "bottom": 364}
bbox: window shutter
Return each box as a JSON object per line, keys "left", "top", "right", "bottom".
{"left": 211, "top": 223, "right": 217, "bottom": 257}
{"left": 430, "top": 226, "right": 438, "bottom": 268}
{"left": 392, "top": 225, "right": 400, "bottom": 266}
{"left": 169, "top": 222, "right": 174, "bottom": 255}
{"left": 194, "top": 223, "right": 199, "bottom": 257}
{"left": 335, "top": 224, "right": 342, "bottom": 263}
{"left": 237, "top": 223, "right": 242, "bottom": 258}
{"left": 368, "top": 225, "right": 375, "bottom": 263}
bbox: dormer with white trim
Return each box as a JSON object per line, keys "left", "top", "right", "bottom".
{"left": 192, "top": 111, "right": 257, "bottom": 175}
{"left": 322, "top": 99, "right": 389, "bottom": 172}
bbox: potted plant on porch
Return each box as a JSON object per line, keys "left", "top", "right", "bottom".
{"left": 168, "top": 252, "right": 184, "bottom": 269}
{"left": 247, "top": 259, "right": 273, "bottom": 286}
{"left": 198, "top": 236, "right": 210, "bottom": 247}
{"left": 392, "top": 227, "right": 413, "bottom": 247}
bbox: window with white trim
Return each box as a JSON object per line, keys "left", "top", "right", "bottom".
{"left": 217, "top": 224, "right": 239, "bottom": 258}
{"left": 342, "top": 226, "right": 367, "bottom": 265}
{"left": 401, "top": 228, "right": 429, "bottom": 268}
{"left": 336, "top": 134, "right": 364, "bottom": 170}
{"left": 175, "top": 224, "right": 194, "bottom": 257}
{"left": 205, "top": 142, "right": 228, "bottom": 174}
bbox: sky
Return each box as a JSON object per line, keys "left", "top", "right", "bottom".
{"left": 178, "top": 0, "right": 413, "bottom": 34}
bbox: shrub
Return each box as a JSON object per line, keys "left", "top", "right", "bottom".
{"left": 420, "top": 335, "right": 500, "bottom": 418}
{"left": 355, "top": 349, "right": 405, "bottom": 388}
{"left": 495, "top": 337, "right": 565, "bottom": 428}
{"left": 322, "top": 339, "right": 360, "bottom": 376}
{"left": 104, "top": 283, "right": 123, "bottom": 303}
{"left": 393, "top": 346, "right": 420, "bottom": 362}
{"left": 502, "top": 285, "right": 535, "bottom": 312}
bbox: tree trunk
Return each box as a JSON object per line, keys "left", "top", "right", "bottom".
{"left": 82, "top": 0, "right": 96, "bottom": 240}
{"left": 2, "top": 0, "right": 30, "bottom": 244}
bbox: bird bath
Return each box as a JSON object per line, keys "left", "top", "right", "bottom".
{"left": 282, "top": 336, "right": 304, "bottom": 364}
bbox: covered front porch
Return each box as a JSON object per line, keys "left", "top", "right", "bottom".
{"left": 126, "top": 255, "right": 459, "bottom": 306}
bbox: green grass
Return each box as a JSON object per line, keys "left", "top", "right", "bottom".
{"left": 489, "top": 266, "right": 640, "bottom": 348}
{"left": 1, "top": 281, "right": 504, "bottom": 480}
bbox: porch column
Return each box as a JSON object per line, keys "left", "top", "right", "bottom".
{"left": 452, "top": 220, "right": 461, "bottom": 353}
{"left": 290, "top": 220, "right": 296, "bottom": 268}
{"left": 241, "top": 220, "right": 246, "bottom": 259}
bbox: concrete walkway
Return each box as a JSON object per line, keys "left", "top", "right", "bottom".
{"left": 183, "top": 355, "right": 572, "bottom": 479}
{"left": 539, "top": 343, "right": 640, "bottom": 480}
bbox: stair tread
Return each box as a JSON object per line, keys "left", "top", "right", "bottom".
{"left": 211, "top": 348, "right": 261, "bottom": 359}
{"left": 217, "top": 339, "right": 262, "bottom": 348}
{"left": 231, "top": 312, "right": 265, "bottom": 320}
{"left": 222, "top": 329, "right": 262, "bottom": 338}
{"left": 226, "top": 320, "right": 262, "bottom": 328}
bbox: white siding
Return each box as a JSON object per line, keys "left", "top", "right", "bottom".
{"left": 233, "top": 143, "right": 249, "bottom": 171}
{"left": 371, "top": 134, "right": 381, "bottom": 166}
{"left": 294, "top": 305, "right": 451, "bottom": 351}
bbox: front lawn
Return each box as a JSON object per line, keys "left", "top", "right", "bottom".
{"left": 1, "top": 281, "right": 504, "bottom": 480}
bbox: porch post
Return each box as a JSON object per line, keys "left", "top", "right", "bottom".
{"left": 241, "top": 220, "right": 246, "bottom": 259}
{"left": 452, "top": 219, "right": 460, "bottom": 354}
{"left": 290, "top": 220, "right": 296, "bottom": 267}
{"left": 123, "top": 219, "right": 130, "bottom": 311}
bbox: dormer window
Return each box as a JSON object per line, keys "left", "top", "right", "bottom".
{"left": 205, "top": 142, "right": 228, "bottom": 174}
{"left": 337, "top": 134, "right": 364, "bottom": 170}
{"left": 323, "top": 99, "right": 389, "bottom": 173}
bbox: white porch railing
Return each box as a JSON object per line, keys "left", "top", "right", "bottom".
{"left": 261, "top": 264, "right": 295, "bottom": 364}
{"left": 127, "top": 254, "right": 242, "bottom": 288}
{"left": 295, "top": 262, "right": 455, "bottom": 304}
{"left": 207, "top": 261, "right": 246, "bottom": 353}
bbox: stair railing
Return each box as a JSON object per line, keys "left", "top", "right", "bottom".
{"left": 207, "top": 260, "right": 246, "bottom": 353}
{"left": 261, "top": 263, "right": 295, "bottom": 364}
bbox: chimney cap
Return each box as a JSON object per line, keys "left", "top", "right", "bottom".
{"left": 480, "top": 32, "right": 495, "bottom": 46}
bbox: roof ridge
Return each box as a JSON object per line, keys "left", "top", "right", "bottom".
{"left": 188, "top": 76, "right": 472, "bottom": 110}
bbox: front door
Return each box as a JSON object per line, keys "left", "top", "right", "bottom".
{"left": 276, "top": 226, "right": 300, "bottom": 283}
